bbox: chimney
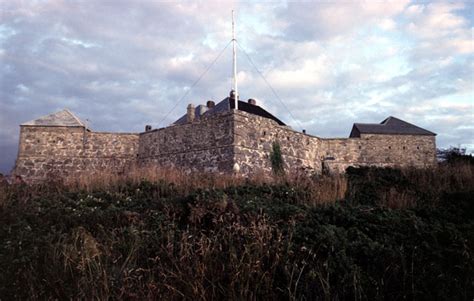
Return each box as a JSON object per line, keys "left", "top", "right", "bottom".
{"left": 248, "top": 98, "right": 256, "bottom": 105}
{"left": 230, "top": 90, "right": 237, "bottom": 100}
{"left": 187, "top": 103, "right": 195, "bottom": 123}
{"left": 206, "top": 100, "right": 215, "bottom": 108}
{"left": 198, "top": 105, "right": 207, "bottom": 116}
{"left": 145, "top": 125, "right": 152, "bottom": 132}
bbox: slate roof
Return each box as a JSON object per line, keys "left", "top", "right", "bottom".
{"left": 22, "top": 109, "right": 88, "bottom": 128}
{"left": 173, "top": 97, "right": 286, "bottom": 126}
{"left": 350, "top": 116, "right": 436, "bottom": 137}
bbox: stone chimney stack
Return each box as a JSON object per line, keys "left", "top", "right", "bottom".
{"left": 247, "top": 98, "right": 256, "bottom": 105}
{"left": 206, "top": 100, "right": 215, "bottom": 108}
{"left": 198, "top": 105, "right": 207, "bottom": 116}
{"left": 187, "top": 103, "right": 195, "bottom": 123}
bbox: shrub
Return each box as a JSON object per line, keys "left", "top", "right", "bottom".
{"left": 270, "top": 141, "right": 285, "bottom": 175}
{"left": 0, "top": 163, "right": 473, "bottom": 299}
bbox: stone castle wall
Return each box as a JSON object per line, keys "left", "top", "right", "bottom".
{"left": 14, "top": 126, "right": 138, "bottom": 181}
{"left": 233, "top": 111, "right": 322, "bottom": 174}
{"left": 234, "top": 111, "right": 436, "bottom": 175}
{"left": 322, "top": 134, "right": 437, "bottom": 173}
{"left": 13, "top": 110, "right": 437, "bottom": 181}
{"left": 138, "top": 111, "right": 235, "bottom": 173}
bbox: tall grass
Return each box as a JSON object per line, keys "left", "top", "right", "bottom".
{"left": 0, "top": 160, "right": 473, "bottom": 299}
{"left": 57, "top": 166, "right": 349, "bottom": 207}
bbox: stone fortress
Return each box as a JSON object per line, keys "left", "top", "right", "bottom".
{"left": 13, "top": 92, "right": 437, "bottom": 182}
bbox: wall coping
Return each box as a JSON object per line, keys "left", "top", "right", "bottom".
{"left": 139, "top": 111, "right": 234, "bottom": 136}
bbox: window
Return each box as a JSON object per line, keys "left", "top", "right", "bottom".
{"left": 263, "top": 131, "right": 266, "bottom": 136}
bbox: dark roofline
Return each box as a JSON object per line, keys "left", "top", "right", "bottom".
{"left": 350, "top": 116, "right": 436, "bottom": 137}
{"left": 172, "top": 96, "right": 286, "bottom": 126}
{"left": 229, "top": 98, "right": 286, "bottom": 126}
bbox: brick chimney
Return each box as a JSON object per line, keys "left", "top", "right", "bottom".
{"left": 206, "top": 100, "right": 215, "bottom": 108}
{"left": 187, "top": 104, "right": 195, "bottom": 123}
{"left": 248, "top": 98, "right": 256, "bottom": 105}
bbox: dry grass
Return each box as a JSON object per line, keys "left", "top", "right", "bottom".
{"left": 403, "top": 162, "right": 474, "bottom": 195}
{"left": 1, "top": 161, "right": 473, "bottom": 299}
{"left": 382, "top": 162, "right": 474, "bottom": 208}
{"left": 60, "top": 166, "right": 349, "bottom": 206}
{"left": 2, "top": 160, "right": 472, "bottom": 211}
{"left": 65, "top": 166, "right": 245, "bottom": 194}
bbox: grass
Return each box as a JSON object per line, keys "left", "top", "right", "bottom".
{"left": 0, "top": 159, "right": 473, "bottom": 300}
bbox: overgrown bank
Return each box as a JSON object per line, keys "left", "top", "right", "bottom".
{"left": 0, "top": 163, "right": 473, "bottom": 300}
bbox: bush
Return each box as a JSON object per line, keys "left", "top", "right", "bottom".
{"left": 270, "top": 141, "right": 285, "bottom": 175}
{"left": 0, "top": 164, "right": 473, "bottom": 299}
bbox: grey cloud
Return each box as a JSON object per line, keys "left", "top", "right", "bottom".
{"left": 1, "top": 1, "right": 473, "bottom": 174}
{"left": 279, "top": 1, "right": 408, "bottom": 41}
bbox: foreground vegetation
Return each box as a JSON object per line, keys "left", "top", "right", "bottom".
{"left": 1, "top": 160, "right": 473, "bottom": 300}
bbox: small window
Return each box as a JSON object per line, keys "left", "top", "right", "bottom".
{"left": 388, "top": 146, "right": 391, "bottom": 150}
{"left": 403, "top": 146, "right": 406, "bottom": 150}
{"left": 263, "top": 131, "right": 266, "bottom": 136}
{"left": 358, "top": 145, "right": 362, "bottom": 149}
{"left": 417, "top": 146, "right": 420, "bottom": 150}
{"left": 287, "top": 136, "right": 290, "bottom": 141}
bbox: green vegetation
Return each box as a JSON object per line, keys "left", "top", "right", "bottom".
{"left": 0, "top": 162, "right": 473, "bottom": 300}
{"left": 270, "top": 141, "right": 284, "bottom": 175}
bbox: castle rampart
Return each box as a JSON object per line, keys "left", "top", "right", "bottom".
{"left": 12, "top": 105, "right": 437, "bottom": 182}
{"left": 233, "top": 110, "right": 322, "bottom": 174}
{"left": 138, "top": 111, "right": 235, "bottom": 173}
{"left": 321, "top": 134, "right": 436, "bottom": 173}
{"left": 14, "top": 125, "right": 138, "bottom": 181}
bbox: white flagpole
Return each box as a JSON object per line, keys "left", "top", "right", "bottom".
{"left": 232, "top": 10, "right": 238, "bottom": 110}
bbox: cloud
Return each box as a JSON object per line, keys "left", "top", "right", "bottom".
{"left": 280, "top": 0, "right": 409, "bottom": 40}
{"left": 0, "top": 0, "right": 473, "bottom": 173}
{"left": 405, "top": 2, "right": 474, "bottom": 58}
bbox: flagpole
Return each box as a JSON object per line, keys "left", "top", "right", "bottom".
{"left": 232, "top": 10, "right": 238, "bottom": 110}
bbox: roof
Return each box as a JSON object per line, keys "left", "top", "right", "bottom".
{"left": 21, "top": 109, "right": 88, "bottom": 128}
{"left": 173, "top": 97, "right": 286, "bottom": 126}
{"left": 350, "top": 116, "right": 436, "bottom": 137}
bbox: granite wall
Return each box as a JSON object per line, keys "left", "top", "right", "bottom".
{"left": 322, "top": 134, "right": 437, "bottom": 173}
{"left": 13, "top": 110, "right": 437, "bottom": 182}
{"left": 138, "top": 111, "right": 235, "bottom": 173}
{"left": 233, "top": 111, "right": 436, "bottom": 175}
{"left": 13, "top": 126, "right": 139, "bottom": 181}
{"left": 233, "top": 111, "right": 323, "bottom": 175}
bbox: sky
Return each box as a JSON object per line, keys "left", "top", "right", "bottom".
{"left": 0, "top": 0, "right": 473, "bottom": 174}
